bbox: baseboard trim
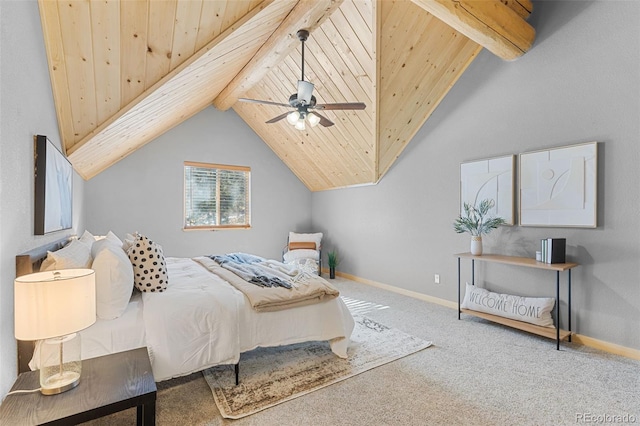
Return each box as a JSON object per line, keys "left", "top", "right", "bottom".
{"left": 331, "top": 271, "right": 458, "bottom": 310}
{"left": 330, "top": 270, "right": 640, "bottom": 361}
{"left": 570, "top": 334, "right": 640, "bottom": 360}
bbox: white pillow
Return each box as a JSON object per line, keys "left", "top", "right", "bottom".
{"left": 122, "top": 233, "right": 136, "bottom": 253}
{"left": 91, "top": 237, "right": 117, "bottom": 258}
{"left": 283, "top": 249, "right": 320, "bottom": 262}
{"left": 91, "top": 241, "right": 134, "bottom": 319}
{"left": 461, "top": 283, "right": 556, "bottom": 328}
{"left": 79, "top": 230, "right": 96, "bottom": 248}
{"left": 105, "top": 231, "right": 122, "bottom": 246}
{"left": 40, "top": 239, "right": 92, "bottom": 271}
{"left": 289, "top": 232, "right": 323, "bottom": 248}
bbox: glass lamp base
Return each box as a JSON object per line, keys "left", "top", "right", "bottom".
{"left": 41, "top": 370, "right": 80, "bottom": 395}
{"left": 40, "top": 333, "right": 82, "bottom": 395}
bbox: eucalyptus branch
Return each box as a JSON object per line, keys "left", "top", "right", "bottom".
{"left": 453, "top": 199, "right": 506, "bottom": 236}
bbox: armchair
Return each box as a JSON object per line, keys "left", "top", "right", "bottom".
{"left": 282, "top": 232, "right": 323, "bottom": 275}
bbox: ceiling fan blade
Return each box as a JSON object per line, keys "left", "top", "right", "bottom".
{"left": 297, "top": 80, "right": 315, "bottom": 105}
{"left": 312, "top": 112, "right": 334, "bottom": 127}
{"left": 265, "top": 112, "right": 291, "bottom": 124}
{"left": 315, "top": 102, "right": 366, "bottom": 110}
{"left": 239, "top": 98, "right": 291, "bottom": 108}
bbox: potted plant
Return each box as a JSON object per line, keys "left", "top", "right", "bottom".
{"left": 327, "top": 250, "right": 338, "bottom": 279}
{"left": 453, "top": 199, "right": 506, "bottom": 255}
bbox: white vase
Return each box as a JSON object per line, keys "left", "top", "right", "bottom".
{"left": 470, "top": 236, "right": 483, "bottom": 255}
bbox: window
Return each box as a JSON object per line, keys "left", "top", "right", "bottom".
{"left": 184, "top": 161, "right": 251, "bottom": 230}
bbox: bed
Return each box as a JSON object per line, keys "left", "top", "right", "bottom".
{"left": 16, "top": 235, "right": 355, "bottom": 383}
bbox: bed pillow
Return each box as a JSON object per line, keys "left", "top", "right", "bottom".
{"left": 40, "top": 239, "right": 92, "bottom": 271}
{"left": 105, "top": 231, "right": 122, "bottom": 246}
{"left": 128, "top": 233, "right": 168, "bottom": 293}
{"left": 122, "top": 232, "right": 136, "bottom": 253}
{"left": 461, "top": 283, "right": 556, "bottom": 328}
{"left": 91, "top": 239, "right": 134, "bottom": 319}
{"left": 79, "top": 230, "right": 96, "bottom": 248}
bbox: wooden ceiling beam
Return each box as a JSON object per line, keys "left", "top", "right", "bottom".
{"left": 213, "top": 0, "right": 344, "bottom": 111}
{"left": 411, "top": 0, "right": 535, "bottom": 61}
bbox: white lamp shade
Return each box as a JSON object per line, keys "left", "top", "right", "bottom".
{"left": 15, "top": 269, "right": 96, "bottom": 341}
{"left": 295, "top": 119, "right": 306, "bottom": 130}
{"left": 287, "top": 111, "right": 300, "bottom": 125}
{"left": 307, "top": 112, "right": 321, "bottom": 127}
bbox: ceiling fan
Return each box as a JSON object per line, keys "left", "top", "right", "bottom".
{"left": 239, "top": 29, "right": 366, "bottom": 130}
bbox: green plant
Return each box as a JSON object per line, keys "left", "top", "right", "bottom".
{"left": 327, "top": 250, "right": 338, "bottom": 268}
{"left": 453, "top": 199, "right": 506, "bottom": 236}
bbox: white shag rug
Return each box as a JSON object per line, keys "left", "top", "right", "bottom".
{"left": 203, "top": 316, "right": 432, "bottom": 419}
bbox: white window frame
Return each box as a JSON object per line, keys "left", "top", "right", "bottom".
{"left": 183, "top": 161, "right": 251, "bottom": 230}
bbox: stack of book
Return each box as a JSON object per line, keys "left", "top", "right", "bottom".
{"left": 540, "top": 238, "right": 566, "bottom": 264}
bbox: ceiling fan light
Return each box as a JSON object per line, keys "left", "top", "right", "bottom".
{"left": 295, "top": 119, "right": 306, "bottom": 131}
{"left": 307, "top": 112, "right": 320, "bottom": 127}
{"left": 287, "top": 111, "right": 300, "bottom": 125}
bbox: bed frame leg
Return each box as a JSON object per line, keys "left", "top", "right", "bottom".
{"left": 235, "top": 363, "right": 239, "bottom": 385}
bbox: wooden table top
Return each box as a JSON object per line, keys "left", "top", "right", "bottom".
{"left": 0, "top": 347, "right": 156, "bottom": 425}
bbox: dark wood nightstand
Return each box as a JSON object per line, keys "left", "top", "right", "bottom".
{"left": 0, "top": 347, "right": 156, "bottom": 425}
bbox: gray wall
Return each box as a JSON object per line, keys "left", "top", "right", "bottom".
{"left": 0, "top": 1, "right": 86, "bottom": 396}
{"left": 312, "top": 1, "right": 640, "bottom": 350}
{"left": 84, "top": 106, "right": 313, "bottom": 260}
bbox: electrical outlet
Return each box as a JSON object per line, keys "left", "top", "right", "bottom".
{"left": 434, "top": 274, "right": 440, "bottom": 284}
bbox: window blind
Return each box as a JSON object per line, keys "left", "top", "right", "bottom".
{"left": 184, "top": 162, "right": 251, "bottom": 230}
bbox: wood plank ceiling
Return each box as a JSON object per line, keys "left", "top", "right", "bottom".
{"left": 38, "top": 0, "right": 534, "bottom": 191}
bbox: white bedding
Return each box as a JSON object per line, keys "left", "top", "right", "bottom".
{"left": 29, "top": 292, "right": 146, "bottom": 371}
{"left": 142, "top": 258, "right": 243, "bottom": 381}
{"left": 81, "top": 291, "right": 146, "bottom": 358}
{"left": 31, "top": 257, "right": 354, "bottom": 382}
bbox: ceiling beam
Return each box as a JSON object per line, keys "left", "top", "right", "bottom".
{"left": 212, "top": 0, "right": 344, "bottom": 111}
{"left": 67, "top": 0, "right": 293, "bottom": 179}
{"left": 411, "top": 0, "right": 535, "bottom": 61}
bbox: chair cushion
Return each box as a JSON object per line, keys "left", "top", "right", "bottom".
{"left": 283, "top": 249, "right": 320, "bottom": 262}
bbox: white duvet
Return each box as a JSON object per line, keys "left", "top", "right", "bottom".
{"left": 30, "top": 257, "right": 354, "bottom": 382}
{"left": 143, "top": 258, "right": 353, "bottom": 381}
{"left": 141, "top": 258, "right": 243, "bottom": 381}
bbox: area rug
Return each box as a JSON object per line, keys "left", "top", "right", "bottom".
{"left": 203, "top": 316, "right": 432, "bottom": 419}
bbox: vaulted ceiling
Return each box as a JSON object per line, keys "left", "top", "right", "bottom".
{"left": 38, "top": 0, "right": 534, "bottom": 191}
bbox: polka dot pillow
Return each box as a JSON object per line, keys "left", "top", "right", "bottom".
{"left": 127, "top": 233, "right": 168, "bottom": 292}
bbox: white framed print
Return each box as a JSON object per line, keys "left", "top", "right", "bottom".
{"left": 460, "top": 155, "right": 515, "bottom": 225}
{"left": 519, "top": 141, "right": 598, "bottom": 227}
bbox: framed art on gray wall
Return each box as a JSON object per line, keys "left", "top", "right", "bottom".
{"left": 519, "top": 141, "right": 598, "bottom": 228}
{"left": 34, "top": 134, "right": 73, "bottom": 235}
{"left": 460, "top": 155, "right": 515, "bottom": 225}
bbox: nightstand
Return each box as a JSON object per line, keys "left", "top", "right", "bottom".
{"left": 0, "top": 347, "right": 156, "bottom": 425}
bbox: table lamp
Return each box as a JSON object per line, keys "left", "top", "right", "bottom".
{"left": 14, "top": 269, "right": 96, "bottom": 395}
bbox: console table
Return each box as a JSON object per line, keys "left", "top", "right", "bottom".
{"left": 455, "top": 253, "right": 579, "bottom": 350}
{"left": 0, "top": 347, "right": 156, "bottom": 425}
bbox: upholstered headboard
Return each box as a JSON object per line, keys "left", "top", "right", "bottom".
{"left": 15, "top": 236, "right": 71, "bottom": 373}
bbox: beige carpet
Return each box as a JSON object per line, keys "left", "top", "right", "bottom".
{"left": 203, "top": 316, "right": 432, "bottom": 419}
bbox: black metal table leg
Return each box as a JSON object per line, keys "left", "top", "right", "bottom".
{"left": 556, "top": 271, "right": 560, "bottom": 350}
{"left": 568, "top": 269, "right": 572, "bottom": 342}
{"left": 235, "top": 363, "right": 239, "bottom": 385}
{"left": 471, "top": 259, "right": 475, "bottom": 285}
{"left": 457, "top": 257, "right": 461, "bottom": 320}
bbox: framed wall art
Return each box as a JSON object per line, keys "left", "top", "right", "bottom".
{"left": 34, "top": 134, "right": 73, "bottom": 235}
{"left": 460, "top": 155, "right": 515, "bottom": 225}
{"left": 519, "top": 141, "right": 598, "bottom": 228}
